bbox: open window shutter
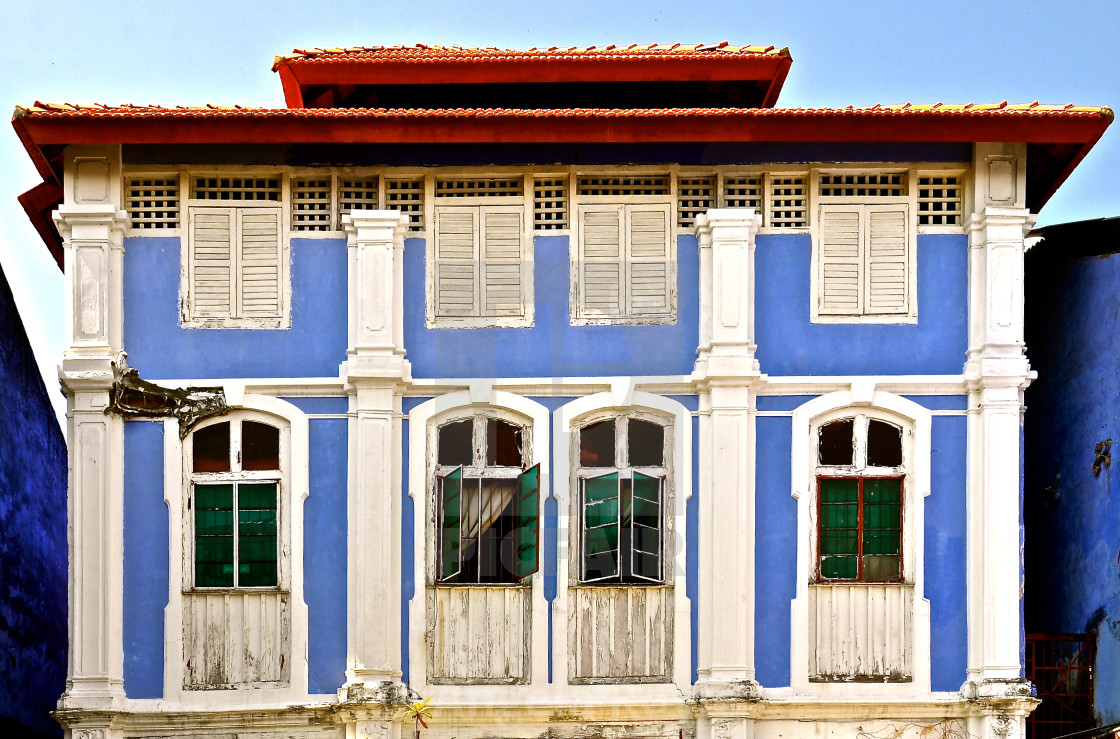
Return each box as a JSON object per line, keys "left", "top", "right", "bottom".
{"left": 188, "top": 207, "right": 235, "bottom": 319}
{"left": 629, "top": 472, "right": 663, "bottom": 583}
{"left": 237, "top": 208, "right": 283, "bottom": 319}
{"left": 579, "top": 206, "right": 624, "bottom": 317}
{"left": 512, "top": 464, "right": 541, "bottom": 580}
{"left": 625, "top": 205, "right": 673, "bottom": 317}
{"left": 434, "top": 207, "right": 479, "bottom": 317}
{"left": 581, "top": 472, "right": 621, "bottom": 582}
{"left": 438, "top": 466, "right": 463, "bottom": 582}
{"left": 865, "top": 205, "right": 910, "bottom": 315}
{"left": 818, "top": 206, "right": 864, "bottom": 315}
{"left": 480, "top": 206, "right": 525, "bottom": 317}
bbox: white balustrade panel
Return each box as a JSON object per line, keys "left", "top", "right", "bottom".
{"left": 426, "top": 585, "right": 531, "bottom": 684}
{"left": 809, "top": 583, "right": 913, "bottom": 682}
{"left": 569, "top": 585, "right": 673, "bottom": 683}
{"left": 183, "top": 591, "right": 290, "bottom": 689}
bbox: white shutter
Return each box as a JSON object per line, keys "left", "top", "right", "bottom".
{"left": 434, "top": 207, "right": 480, "bottom": 317}
{"left": 865, "top": 205, "right": 910, "bottom": 315}
{"left": 480, "top": 206, "right": 525, "bottom": 317}
{"left": 578, "top": 205, "right": 624, "bottom": 317}
{"left": 818, "top": 206, "right": 864, "bottom": 315}
{"left": 625, "top": 205, "right": 672, "bottom": 316}
{"left": 188, "top": 207, "right": 235, "bottom": 319}
{"left": 237, "top": 208, "right": 282, "bottom": 319}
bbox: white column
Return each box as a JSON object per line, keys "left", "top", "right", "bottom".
{"left": 53, "top": 149, "right": 130, "bottom": 721}
{"left": 962, "top": 144, "right": 1038, "bottom": 728}
{"left": 694, "top": 210, "right": 763, "bottom": 701}
{"left": 341, "top": 212, "right": 410, "bottom": 699}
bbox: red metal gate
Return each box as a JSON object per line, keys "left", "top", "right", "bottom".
{"left": 1026, "top": 633, "right": 1095, "bottom": 739}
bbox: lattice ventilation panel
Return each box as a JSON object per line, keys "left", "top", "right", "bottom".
{"left": 533, "top": 178, "right": 568, "bottom": 231}
{"left": 191, "top": 176, "right": 281, "bottom": 201}
{"left": 435, "top": 177, "right": 523, "bottom": 198}
{"left": 677, "top": 176, "right": 715, "bottom": 228}
{"left": 386, "top": 179, "right": 425, "bottom": 231}
{"left": 724, "top": 175, "right": 763, "bottom": 211}
{"left": 917, "top": 175, "right": 962, "bottom": 226}
{"left": 577, "top": 175, "right": 670, "bottom": 197}
{"left": 338, "top": 177, "right": 380, "bottom": 222}
{"left": 768, "top": 176, "right": 808, "bottom": 228}
{"left": 126, "top": 177, "right": 179, "bottom": 229}
{"left": 819, "top": 173, "right": 907, "bottom": 197}
{"left": 291, "top": 178, "right": 332, "bottom": 231}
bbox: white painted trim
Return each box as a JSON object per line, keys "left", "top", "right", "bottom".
{"left": 163, "top": 394, "right": 313, "bottom": 706}
{"left": 553, "top": 390, "right": 692, "bottom": 691}
{"left": 407, "top": 390, "right": 551, "bottom": 695}
{"left": 788, "top": 389, "right": 932, "bottom": 698}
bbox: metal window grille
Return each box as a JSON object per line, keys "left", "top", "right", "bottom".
{"left": 577, "top": 175, "right": 670, "bottom": 197}
{"left": 677, "top": 176, "right": 715, "bottom": 228}
{"left": 819, "top": 173, "right": 907, "bottom": 197}
{"left": 126, "top": 177, "right": 179, "bottom": 228}
{"left": 386, "top": 178, "right": 425, "bottom": 231}
{"left": 290, "top": 177, "right": 332, "bottom": 231}
{"left": 435, "top": 177, "right": 523, "bottom": 198}
{"left": 533, "top": 177, "right": 568, "bottom": 231}
{"left": 1026, "top": 633, "right": 1095, "bottom": 739}
{"left": 769, "top": 175, "right": 808, "bottom": 228}
{"left": 338, "top": 177, "right": 379, "bottom": 222}
{"left": 191, "top": 176, "right": 281, "bottom": 202}
{"left": 724, "top": 175, "right": 763, "bottom": 211}
{"left": 918, "top": 174, "right": 963, "bottom": 226}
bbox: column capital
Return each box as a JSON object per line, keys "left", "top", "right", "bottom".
{"left": 344, "top": 211, "right": 411, "bottom": 381}
{"left": 343, "top": 210, "right": 410, "bottom": 244}
{"left": 54, "top": 203, "right": 130, "bottom": 240}
{"left": 694, "top": 209, "right": 762, "bottom": 379}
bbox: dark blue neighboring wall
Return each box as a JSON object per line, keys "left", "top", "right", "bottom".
{"left": 1025, "top": 228, "right": 1120, "bottom": 725}
{"left": 0, "top": 265, "right": 67, "bottom": 738}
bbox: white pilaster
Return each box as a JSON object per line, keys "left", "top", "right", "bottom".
{"left": 342, "top": 211, "right": 410, "bottom": 697}
{"left": 694, "top": 209, "right": 763, "bottom": 701}
{"left": 962, "top": 144, "right": 1038, "bottom": 726}
{"left": 54, "top": 145, "right": 129, "bottom": 716}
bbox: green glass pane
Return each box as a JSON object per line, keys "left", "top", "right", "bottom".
{"left": 632, "top": 472, "right": 660, "bottom": 502}
{"left": 239, "top": 509, "right": 277, "bottom": 534}
{"left": 821, "top": 530, "right": 858, "bottom": 555}
{"left": 196, "top": 536, "right": 234, "bottom": 563}
{"left": 820, "top": 555, "right": 857, "bottom": 579}
{"left": 585, "top": 499, "right": 619, "bottom": 529}
{"left": 439, "top": 467, "right": 462, "bottom": 581}
{"left": 196, "top": 484, "right": 233, "bottom": 510}
{"left": 633, "top": 551, "right": 659, "bottom": 581}
{"left": 864, "top": 530, "right": 901, "bottom": 555}
{"left": 821, "top": 503, "right": 857, "bottom": 529}
{"left": 239, "top": 561, "right": 278, "bottom": 587}
{"left": 633, "top": 525, "right": 660, "bottom": 555}
{"left": 238, "top": 535, "right": 277, "bottom": 562}
{"left": 195, "top": 510, "right": 233, "bottom": 536}
{"left": 864, "top": 478, "right": 901, "bottom": 503}
{"left": 820, "top": 478, "right": 858, "bottom": 503}
{"left": 863, "top": 554, "right": 901, "bottom": 580}
{"left": 195, "top": 562, "right": 234, "bottom": 588}
{"left": 865, "top": 503, "right": 901, "bottom": 530}
{"left": 585, "top": 526, "right": 618, "bottom": 556}
{"left": 631, "top": 497, "right": 660, "bottom": 529}
{"left": 239, "top": 483, "right": 277, "bottom": 509}
{"left": 513, "top": 464, "right": 540, "bottom": 579}
{"left": 585, "top": 473, "right": 619, "bottom": 503}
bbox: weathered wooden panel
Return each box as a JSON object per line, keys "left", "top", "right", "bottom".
{"left": 426, "top": 585, "right": 530, "bottom": 684}
{"left": 183, "top": 591, "right": 290, "bottom": 689}
{"left": 569, "top": 585, "right": 672, "bottom": 683}
{"left": 809, "top": 583, "right": 913, "bottom": 682}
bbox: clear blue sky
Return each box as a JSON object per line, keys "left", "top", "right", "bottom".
{"left": 3, "top": 0, "right": 1118, "bottom": 423}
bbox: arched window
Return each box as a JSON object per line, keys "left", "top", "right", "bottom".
{"left": 815, "top": 416, "right": 905, "bottom": 583}
{"left": 189, "top": 417, "right": 282, "bottom": 588}
{"left": 576, "top": 414, "right": 667, "bottom": 584}
{"left": 435, "top": 414, "right": 540, "bottom": 584}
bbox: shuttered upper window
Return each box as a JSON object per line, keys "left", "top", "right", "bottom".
{"left": 574, "top": 204, "right": 675, "bottom": 324}
{"left": 430, "top": 204, "right": 532, "bottom": 327}
{"left": 815, "top": 204, "right": 913, "bottom": 321}
{"left": 184, "top": 206, "right": 288, "bottom": 328}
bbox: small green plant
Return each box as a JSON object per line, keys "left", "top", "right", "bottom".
{"left": 402, "top": 694, "right": 433, "bottom": 739}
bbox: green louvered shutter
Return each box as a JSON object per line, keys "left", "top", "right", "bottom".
{"left": 512, "top": 464, "right": 541, "bottom": 580}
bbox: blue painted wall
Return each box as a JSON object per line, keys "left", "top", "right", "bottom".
{"left": 0, "top": 266, "right": 67, "bottom": 737}
{"left": 755, "top": 234, "right": 968, "bottom": 376}
{"left": 405, "top": 235, "right": 700, "bottom": 378}
{"left": 1025, "top": 247, "right": 1120, "bottom": 724}
{"left": 752, "top": 397, "right": 967, "bottom": 690}
{"left": 123, "top": 237, "right": 348, "bottom": 380}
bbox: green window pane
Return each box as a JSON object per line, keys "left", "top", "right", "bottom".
{"left": 196, "top": 537, "right": 234, "bottom": 563}
{"left": 196, "top": 484, "right": 234, "bottom": 511}
{"left": 512, "top": 464, "right": 540, "bottom": 580}
{"left": 820, "top": 478, "right": 858, "bottom": 503}
{"left": 863, "top": 529, "right": 901, "bottom": 555}
{"left": 239, "top": 483, "right": 277, "bottom": 510}
{"left": 633, "top": 552, "right": 659, "bottom": 580}
{"left": 584, "top": 473, "right": 620, "bottom": 503}
{"left": 865, "top": 502, "right": 901, "bottom": 530}
{"left": 196, "top": 510, "right": 233, "bottom": 536}
{"left": 864, "top": 478, "right": 901, "bottom": 503}
{"left": 585, "top": 499, "right": 619, "bottom": 529}
{"left": 820, "top": 555, "right": 857, "bottom": 579}
{"left": 439, "top": 467, "right": 462, "bottom": 581}
{"left": 584, "top": 526, "right": 619, "bottom": 556}
{"left": 821, "top": 530, "right": 858, "bottom": 555}
{"left": 239, "top": 509, "right": 277, "bottom": 535}
{"left": 863, "top": 554, "right": 901, "bottom": 580}
{"left": 633, "top": 525, "right": 660, "bottom": 555}
{"left": 821, "top": 502, "right": 857, "bottom": 529}
{"left": 196, "top": 562, "right": 234, "bottom": 588}
{"left": 239, "top": 560, "right": 278, "bottom": 587}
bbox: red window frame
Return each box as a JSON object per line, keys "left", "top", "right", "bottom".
{"left": 815, "top": 475, "right": 905, "bottom": 583}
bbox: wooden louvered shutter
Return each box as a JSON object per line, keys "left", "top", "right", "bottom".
{"left": 625, "top": 205, "right": 672, "bottom": 317}
{"left": 188, "top": 207, "right": 235, "bottom": 319}
{"left": 865, "top": 205, "right": 910, "bottom": 315}
{"left": 578, "top": 205, "right": 624, "bottom": 317}
{"left": 237, "top": 208, "right": 282, "bottom": 319}
{"left": 818, "top": 206, "right": 864, "bottom": 315}
{"left": 434, "top": 207, "right": 480, "bottom": 317}
{"left": 480, "top": 206, "right": 525, "bottom": 317}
